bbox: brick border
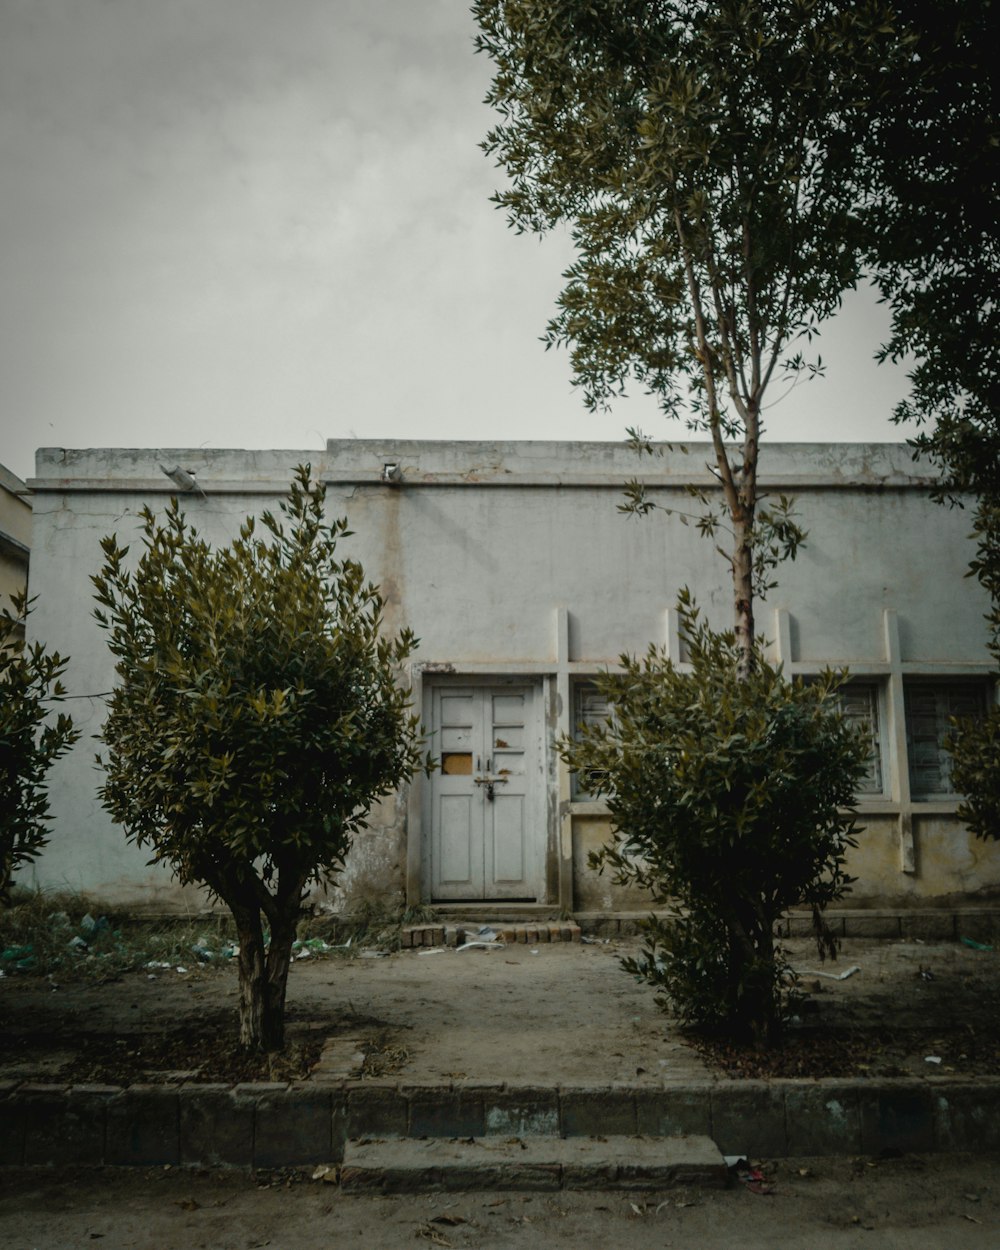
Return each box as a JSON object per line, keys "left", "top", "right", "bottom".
{"left": 3, "top": 1077, "right": 1000, "bottom": 1167}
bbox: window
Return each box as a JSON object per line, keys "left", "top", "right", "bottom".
{"left": 838, "top": 682, "right": 884, "bottom": 795}
{"left": 904, "top": 681, "right": 988, "bottom": 799}
{"left": 571, "top": 680, "right": 612, "bottom": 800}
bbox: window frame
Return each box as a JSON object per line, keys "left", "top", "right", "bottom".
{"left": 570, "top": 678, "right": 613, "bottom": 801}
{"left": 836, "top": 679, "right": 886, "bottom": 798}
{"left": 903, "top": 678, "right": 990, "bottom": 801}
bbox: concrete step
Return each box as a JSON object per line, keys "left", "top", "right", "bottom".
{"left": 338, "top": 1134, "right": 728, "bottom": 1192}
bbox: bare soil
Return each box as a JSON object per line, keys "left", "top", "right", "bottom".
{"left": 2, "top": 1153, "right": 999, "bottom": 1249}
{"left": 1, "top": 936, "right": 999, "bottom": 1087}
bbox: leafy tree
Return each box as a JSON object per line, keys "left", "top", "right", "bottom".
{"left": 948, "top": 710, "right": 1000, "bottom": 841}
{"left": 0, "top": 594, "right": 79, "bottom": 904}
{"left": 867, "top": 0, "right": 998, "bottom": 469}
{"left": 474, "top": 0, "right": 907, "bottom": 674}
{"left": 561, "top": 597, "right": 867, "bottom": 1043}
{"left": 92, "top": 468, "right": 425, "bottom": 1051}
{"left": 863, "top": 1, "right": 1000, "bottom": 836}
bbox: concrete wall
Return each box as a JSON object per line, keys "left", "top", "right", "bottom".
{"left": 22, "top": 440, "right": 1000, "bottom": 913}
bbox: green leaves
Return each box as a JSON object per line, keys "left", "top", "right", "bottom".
{"left": 0, "top": 593, "right": 80, "bottom": 903}
{"left": 92, "top": 466, "right": 425, "bottom": 894}
{"left": 949, "top": 707, "right": 1000, "bottom": 842}
{"left": 562, "top": 595, "right": 867, "bottom": 1039}
{"left": 475, "top": 1, "right": 910, "bottom": 671}
{"left": 862, "top": 4, "right": 1000, "bottom": 843}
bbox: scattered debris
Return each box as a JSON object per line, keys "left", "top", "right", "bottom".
{"left": 417, "top": 1223, "right": 454, "bottom": 1246}
{"left": 727, "top": 1156, "right": 774, "bottom": 1195}
{"left": 797, "top": 964, "right": 860, "bottom": 981}
{"left": 961, "top": 937, "right": 993, "bottom": 952}
{"left": 457, "top": 926, "right": 506, "bottom": 952}
{"left": 359, "top": 1031, "right": 410, "bottom": 1078}
{"left": 925, "top": 1055, "right": 943, "bottom": 1065}
{"left": 1, "top": 944, "right": 37, "bottom": 971}
{"left": 291, "top": 938, "right": 333, "bottom": 961}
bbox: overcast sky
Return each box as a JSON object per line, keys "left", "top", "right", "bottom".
{"left": 0, "top": 0, "right": 910, "bottom": 486}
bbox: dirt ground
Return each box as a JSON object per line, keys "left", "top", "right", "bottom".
{"left": 1, "top": 1153, "right": 998, "bottom": 1249}
{"left": 2, "top": 935, "right": 999, "bottom": 1085}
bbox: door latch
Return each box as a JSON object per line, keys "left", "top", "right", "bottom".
{"left": 473, "top": 769, "right": 509, "bottom": 802}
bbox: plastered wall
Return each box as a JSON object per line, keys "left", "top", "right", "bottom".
{"left": 22, "top": 441, "right": 1000, "bottom": 913}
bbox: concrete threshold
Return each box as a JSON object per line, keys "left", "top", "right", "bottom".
{"left": 338, "top": 1134, "right": 727, "bottom": 1192}
{"left": 420, "top": 907, "right": 1000, "bottom": 941}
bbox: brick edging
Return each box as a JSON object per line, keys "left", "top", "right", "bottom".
{"left": 2, "top": 1076, "right": 999, "bottom": 1168}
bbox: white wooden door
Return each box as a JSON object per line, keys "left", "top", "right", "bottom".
{"left": 429, "top": 684, "right": 542, "bottom": 901}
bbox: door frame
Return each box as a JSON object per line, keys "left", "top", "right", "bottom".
{"left": 409, "top": 672, "right": 550, "bottom": 906}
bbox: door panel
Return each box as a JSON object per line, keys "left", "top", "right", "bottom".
{"left": 429, "top": 683, "right": 542, "bottom": 901}
{"left": 438, "top": 795, "right": 477, "bottom": 889}
{"left": 490, "top": 794, "right": 525, "bottom": 883}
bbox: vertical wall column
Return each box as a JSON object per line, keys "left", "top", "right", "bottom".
{"left": 882, "top": 609, "right": 916, "bottom": 874}
{"left": 554, "top": 608, "right": 574, "bottom": 915}
{"left": 772, "top": 607, "right": 792, "bottom": 669}
{"left": 405, "top": 666, "right": 425, "bottom": 908}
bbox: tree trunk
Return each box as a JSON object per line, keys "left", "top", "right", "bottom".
{"left": 229, "top": 898, "right": 296, "bottom": 1052}
{"left": 231, "top": 900, "right": 268, "bottom": 1051}
{"left": 732, "top": 510, "right": 755, "bottom": 680}
{"left": 219, "top": 865, "right": 307, "bottom": 1053}
{"left": 261, "top": 907, "right": 299, "bottom": 1051}
{"left": 725, "top": 906, "right": 779, "bottom": 1046}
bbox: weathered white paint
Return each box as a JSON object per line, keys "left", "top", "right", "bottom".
{"left": 21, "top": 440, "right": 1000, "bottom": 913}
{"left": 427, "top": 680, "right": 544, "bottom": 901}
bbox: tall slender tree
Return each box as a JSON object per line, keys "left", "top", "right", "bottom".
{"left": 474, "top": 0, "right": 909, "bottom": 672}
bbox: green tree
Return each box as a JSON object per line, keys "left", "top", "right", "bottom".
{"left": 92, "top": 468, "right": 425, "bottom": 1051}
{"left": 862, "top": 1, "right": 1000, "bottom": 837}
{"left": 562, "top": 598, "right": 867, "bottom": 1043}
{"left": 0, "top": 594, "right": 79, "bottom": 904}
{"left": 474, "top": 0, "right": 907, "bottom": 674}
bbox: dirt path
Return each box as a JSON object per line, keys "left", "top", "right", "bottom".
{"left": 2, "top": 936, "right": 999, "bottom": 1085}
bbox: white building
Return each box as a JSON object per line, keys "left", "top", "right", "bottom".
{"left": 23, "top": 440, "right": 1000, "bottom": 918}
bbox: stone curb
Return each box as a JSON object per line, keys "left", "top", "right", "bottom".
{"left": 3, "top": 1077, "right": 999, "bottom": 1168}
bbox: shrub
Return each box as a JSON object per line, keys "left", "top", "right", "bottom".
{"left": 93, "top": 467, "right": 425, "bottom": 1050}
{"left": 561, "top": 598, "right": 868, "bottom": 1044}
{"left": 0, "top": 594, "right": 79, "bottom": 903}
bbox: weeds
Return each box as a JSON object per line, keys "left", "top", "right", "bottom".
{"left": 300, "top": 898, "right": 433, "bottom": 953}
{"left": 0, "top": 889, "right": 237, "bottom": 982}
{"left": 1, "top": 889, "right": 419, "bottom": 981}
